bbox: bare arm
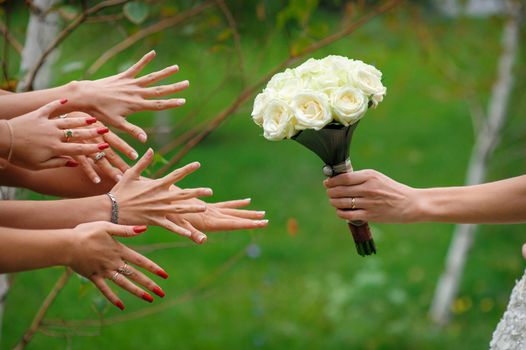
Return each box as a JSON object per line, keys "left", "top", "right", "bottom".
{"left": 324, "top": 170, "right": 526, "bottom": 224}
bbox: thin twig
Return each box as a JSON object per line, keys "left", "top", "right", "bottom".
{"left": 14, "top": 269, "right": 72, "bottom": 350}
{"left": 155, "top": 0, "right": 404, "bottom": 177}
{"left": 85, "top": 1, "right": 215, "bottom": 77}
{"left": 215, "top": 0, "right": 245, "bottom": 84}
{"left": 23, "top": 0, "right": 129, "bottom": 91}
{"left": 0, "top": 19, "right": 23, "bottom": 54}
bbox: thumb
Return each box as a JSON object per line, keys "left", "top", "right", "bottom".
{"left": 128, "top": 148, "right": 154, "bottom": 179}
{"left": 40, "top": 156, "right": 79, "bottom": 169}
{"left": 105, "top": 223, "right": 148, "bottom": 237}
{"left": 40, "top": 98, "right": 68, "bottom": 118}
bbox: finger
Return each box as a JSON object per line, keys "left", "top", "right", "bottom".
{"left": 39, "top": 156, "right": 79, "bottom": 169}
{"left": 140, "top": 80, "right": 189, "bottom": 98}
{"left": 96, "top": 157, "right": 124, "bottom": 182}
{"left": 57, "top": 142, "right": 109, "bottom": 156}
{"left": 170, "top": 187, "right": 213, "bottom": 201}
{"left": 39, "top": 98, "right": 68, "bottom": 118}
{"left": 219, "top": 208, "right": 266, "bottom": 220}
{"left": 121, "top": 265, "right": 165, "bottom": 298}
{"left": 107, "top": 270, "right": 154, "bottom": 303}
{"left": 59, "top": 127, "right": 108, "bottom": 142}
{"left": 329, "top": 197, "right": 370, "bottom": 210}
{"left": 213, "top": 198, "right": 251, "bottom": 209}
{"left": 210, "top": 217, "right": 269, "bottom": 232}
{"left": 140, "top": 98, "right": 186, "bottom": 111}
{"left": 121, "top": 247, "right": 168, "bottom": 279}
{"left": 157, "top": 218, "right": 192, "bottom": 238}
{"left": 55, "top": 116, "right": 97, "bottom": 129}
{"left": 336, "top": 209, "right": 367, "bottom": 222}
{"left": 122, "top": 50, "right": 156, "bottom": 78}
{"left": 76, "top": 155, "right": 102, "bottom": 184}
{"left": 324, "top": 170, "right": 372, "bottom": 188}
{"left": 91, "top": 276, "right": 125, "bottom": 310}
{"left": 104, "top": 222, "right": 148, "bottom": 237}
{"left": 180, "top": 220, "right": 208, "bottom": 245}
{"left": 150, "top": 204, "right": 207, "bottom": 215}
{"left": 160, "top": 161, "right": 201, "bottom": 185}
{"left": 523, "top": 244, "right": 526, "bottom": 260}
{"left": 127, "top": 148, "right": 154, "bottom": 178}
{"left": 117, "top": 119, "right": 148, "bottom": 143}
{"left": 136, "top": 64, "right": 179, "bottom": 86}
{"left": 104, "top": 148, "right": 130, "bottom": 173}
{"left": 104, "top": 131, "right": 138, "bottom": 160}
{"left": 326, "top": 185, "right": 368, "bottom": 199}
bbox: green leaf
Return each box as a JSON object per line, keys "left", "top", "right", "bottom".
{"left": 124, "top": 1, "right": 149, "bottom": 25}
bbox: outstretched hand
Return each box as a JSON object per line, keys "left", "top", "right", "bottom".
{"left": 73, "top": 50, "right": 188, "bottom": 142}
{"left": 69, "top": 222, "right": 168, "bottom": 310}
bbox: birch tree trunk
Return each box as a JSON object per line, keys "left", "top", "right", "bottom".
{"left": 429, "top": 0, "right": 523, "bottom": 326}
{"left": 0, "top": 0, "right": 59, "bottom": 342}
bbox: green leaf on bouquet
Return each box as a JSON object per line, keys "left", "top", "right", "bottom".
{"left": 124, "top": 1, "right": 149, "bottom": 25}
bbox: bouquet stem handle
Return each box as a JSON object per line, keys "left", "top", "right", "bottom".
{"left": 324, "top": 159, "right": 376, "bottom": 257}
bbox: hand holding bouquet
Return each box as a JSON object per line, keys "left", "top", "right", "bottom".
{"left": 252, "top": 55, "right": 386, "bottom": 256}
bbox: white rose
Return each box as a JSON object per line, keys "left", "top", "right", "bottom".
{"left": 262, "top": 99, "right": 297, "bottom": 141}
{"left": 291, "top": 91, "right": 332, "bottom": 131}
{"left": 353, "top": 60, "right": 382, "bottom": 79}
{"left": 349, "top": 64, "right": 386, "bottom": 103}
{"left": 295, "top": 58, "right": 324, "bottom": 79}
{"left": 330, "top": 87, "right": 368, "bottom": 126}
{"left": 251, "top": 91, "right": 273, "bottom": 126}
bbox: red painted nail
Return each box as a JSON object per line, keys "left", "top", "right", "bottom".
{"left": 152, "top": 286, "right": 165, "bottom": 298}
{"left": 65, "top": 160, "right": 78, "bottom": 167}
{"left": 86, "top": 117, "right": 97, "bottom": 125}
{"left": 98, "top": 143, "right": 109, "bottom": 150}
{"left": 60, "top": 98, "right": 68, "bottom": 104}
{"left": 156, "top": 270, "right": 169, "bottom": 279}
{"left": 96, "top": 127, "right": 109, "bottom": 135}
{"left": 115, "top": 301, "right": 125, "bottom": 310}
{"left": 133, "top": 226, "right": 147, "bottom": 234}
{"left": 142, "top": 292, "right": 154, "bottom": 303}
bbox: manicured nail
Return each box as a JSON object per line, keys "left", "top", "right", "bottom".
{"left": 142, "top": 292, "right": 154, "bottom": 303}
{"left": 258, "top": 220, "right": 269, "bottom": 225}
{"left": 156, "top": 270, "right": 169, "bottom": 279}
{"left": 138, "top": 133, "right": 147, "bottom": 143}
{"left": 177, "top": 98, "right": 186, "bottom": 105}
{"left": 98, "top": 143, "right": 109, "bottom": 150}
{"left": 243, "top": 198, "right": 252, "bottom": 202}
{"left": 116, "top": 301, "right": 125, "bottom": 310}
{"left": 182, "top": 80, "right": 189, "bottom": 86}
{"left": 86, "top": 117, "right": 97, "bottom": 125}
{"left": 133, "top": 226, "right": 148, "bottom": 234}
{"left": 97, "top": 127, "right": 109, "bottom": 135}
{"left": 60, "top": 98, "right": 68, "bottom": 104}
{"left": 65, "top": 160, "right": 78, "bottom": 167}
{"left": 152, "top": 286, "right": 165, "bottom": 298}
{"left": 130, "top": 151, "right": 138, "bottom": 160}
{"left": 198, "top": 234, "right": 207, "bottom": 244}
{"left": 257, "top": 211, "right": 266, "bottom": 216}
{"left": 94, "top": 176, "right": 101, "bottom": 184}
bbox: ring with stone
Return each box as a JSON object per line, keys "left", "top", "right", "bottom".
{"left": 94, "top": 151, "right": 106, "bottom": 162}
{"left": 63, "top": 129, "right": 73, "bottom": 142}
{"left": 111, "top": 271, "right": 120, "bottom": 282}
{"left": 117, "top": 262, "right": 133, "bottom": 277}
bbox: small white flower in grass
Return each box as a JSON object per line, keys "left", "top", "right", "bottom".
{"left": 291, "top": 91, "right": 332, "bottom": 131}
{"left": 331, "top": 87, "right": 368, "bottom": 126}
{"left": 262, "top": 99, "right": 297, "bottom": 140}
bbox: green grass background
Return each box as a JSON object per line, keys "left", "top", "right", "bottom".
{"left": 2, "top": 5, "right": 526, "bottom": 350}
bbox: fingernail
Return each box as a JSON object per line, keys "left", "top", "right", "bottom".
{"left": 97, "top": 127, "right": 109, "bottom": 135}
{"left": 86, "top": 117, "right": 97, "bottom": 125}
{"left": 257, "top": 211, "right": 266, "bottom": 216}
{"left": 98, "top": 143, "right": 109, "bottom": 150}
{"left": 142, "top": 292, "right": 154, "bottom": 303}
{"left": 152, "top": 286, "right": 165, "bottom": 298}
{"left": 60, "top": 98, "right": 68, "bottom": 104}
{"left": 177, "top": 98, "right": 186, "bottom": 105}
{"left": 116, "top": 301, "right": 125, "bottom": 310}
{"left": 130, "top": 151, "right": 138, "bottom": 160}
{"left": 182, "top": 80, "right": 190, "bottom": 86}
{"left": 198, "top": 205, "right": 207, "bottom": 211}
{"left": 198, "top": 234, "right": 207, "bottom": 244}
{"left": 156, "top": 270, "right": 169, "bottom": 279}
{"left": 65, "top": 160, "right": 78, "bottom": 167}
{"left": 172, "top": 64, "right": 179, "bottom": 70}
{"left": 138, "top": 133, "right": 147, "bottom": 143}
{"left": 133, "top": 225, "right": 147, "bottom": 234}
{"left": 204, "top": 188, "right": 213, "bottom": 196}
{"left": 243, "top": 198, "right": 252, "bottom": 202}
{"left": 115, "top": 174, "right": 123, "bottom": 182}
{"left": 258, "top": 220, "right": 269, "bottom": 225}
{"left": 94, "top": 176, "right": 101, "bottom": 184}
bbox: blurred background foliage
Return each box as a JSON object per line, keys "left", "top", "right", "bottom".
{"left": 0, "top": 0, "right": 525, "bottom": 349}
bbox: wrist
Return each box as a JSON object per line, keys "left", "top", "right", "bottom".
{"left": 64, "top": 80, "right": 91, "bottom": 111}
{"left": 413, "top": 188, "right": 448, "bottom": 223}
{"left": 0, "top": 121, "right": 10, "bottom": 159}
{"left": 55, "top": 229, "right": 77, "bottom": 267}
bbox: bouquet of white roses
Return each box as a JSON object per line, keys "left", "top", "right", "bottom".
{"left": 252, "top": 55, "right": 386, "bottom": 257}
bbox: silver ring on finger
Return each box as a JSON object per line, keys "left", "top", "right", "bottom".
{"left": 111, "top": 271, "right": 120, "bottom": 282}
{"left": 117, "top": 262, "right": 133, "bottom": 277}
{"left": 351, "top": 197, "right": 357, "bottom": 210}
{"left": 94, "top": 151, "right": 106, "bottom": 162}
{"left": 59, "top": 113, "right": 68, "bottom": 119}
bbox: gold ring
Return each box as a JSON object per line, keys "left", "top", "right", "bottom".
{"left": 64, "top": 129, "right": 73, "bottom": 142}
{"left": 351, "top": 197, "right": 356, "bottom": 210}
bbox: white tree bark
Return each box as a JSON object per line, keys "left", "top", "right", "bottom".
{"left": 429, "top": 0, "right": 522, "bottom": 326}
{"left": 0, "top": 0, "right": 59, "bottom": 342}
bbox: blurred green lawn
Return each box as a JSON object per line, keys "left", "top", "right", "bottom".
{"left": 2, "top": 7, "right": 526, "bottom": 350}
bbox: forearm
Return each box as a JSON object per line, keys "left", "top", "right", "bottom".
{"left": 0, "top": 163, "right": 114, "bottom": 197}
{"left": 0, "top": 82, "right": 83, "bottom": 119}
{"left": 0, "top": 196, "right": 111, "bottom": 229}
{"left": 416, "top": 175, "right": 526, "bottom": 224}
{"left": 0, "top": 227, "right": 72, "bottom": 273}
